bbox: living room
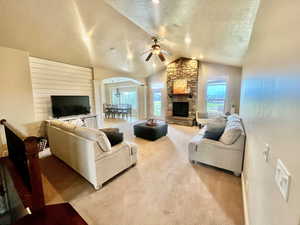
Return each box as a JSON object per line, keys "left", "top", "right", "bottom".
{"left": 0, "top": 0, "right": 299, "bottom": 225}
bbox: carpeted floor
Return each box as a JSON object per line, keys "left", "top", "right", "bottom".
{"left": 39, "top": 119, "right": 244, "bottom": 225}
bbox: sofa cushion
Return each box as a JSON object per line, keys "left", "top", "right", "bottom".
{"left": 203, "top": 122, "right": 226, "bottom": 141}
{"left": 74, "top": 127, "right": 111, "bottom": 152}
{"left": 219, "top": 121, "right": 243, "bottom": 145}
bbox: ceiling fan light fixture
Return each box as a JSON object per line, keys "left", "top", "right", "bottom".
{"left": 153, "top": 48, "right": 160, "bottom": 55}
{"left": 143, "top": 37, "right": 169, "bottom": 63}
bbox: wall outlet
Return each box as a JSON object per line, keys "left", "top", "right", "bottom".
{"left": 263, "top": 143, "right": 270, "bottom": 162}
{"left": 275, "top": 159, "right": 291, "bottom": 202}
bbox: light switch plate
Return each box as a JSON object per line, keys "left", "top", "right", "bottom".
{"left": 263, "top": 143, "right": 270, "bottom": 162}
{"left": 275, "top": 159, "right": 291, "bottom": 201}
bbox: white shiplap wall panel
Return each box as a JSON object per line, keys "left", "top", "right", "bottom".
{"left": 29, "top": 57, "right": 94, "bottom": 121}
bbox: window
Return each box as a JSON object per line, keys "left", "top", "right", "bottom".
{"left": 152, "top": 89, "right": 162, "bottom": 117}
{"left": 206, "top": 81, "right": 227, "bottom": 114}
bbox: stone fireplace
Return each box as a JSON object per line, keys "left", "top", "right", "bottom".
{"left": 166, "top": 58, "right": 199, "bottom": 126}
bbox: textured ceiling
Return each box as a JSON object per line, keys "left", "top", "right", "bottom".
{"left": 0, "top": 0, "right": 260, "bottom": 77}
{"left": 0, "top": 0, "right": 165, "bottom": 77}
{"left": 105, "top": 0, "right": 260, "bottom": 67}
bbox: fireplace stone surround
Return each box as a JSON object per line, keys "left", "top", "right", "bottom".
{"left": 166, "top": 58, "right": 199, "bottom": 126}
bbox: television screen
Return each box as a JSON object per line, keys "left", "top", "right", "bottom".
{"left": 51, "top": 96, "right": 90, "bottom": 118}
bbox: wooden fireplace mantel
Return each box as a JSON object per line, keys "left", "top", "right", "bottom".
{"left": 168, "top": 93, "right": 192, "bottom": 98}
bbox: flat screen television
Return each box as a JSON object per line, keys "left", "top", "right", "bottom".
{"left": 51, "top": 95, "right": 91, "bottom": 118}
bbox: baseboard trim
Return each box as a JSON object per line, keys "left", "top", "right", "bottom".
{"left": 242, "top": 173, "right": 250, "bottom": 225}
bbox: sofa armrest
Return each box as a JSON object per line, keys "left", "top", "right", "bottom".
{"left": 126, "top": 142, "right": 138, "bottom": 155}
{"left": 188, "top": 134, "right": 204, "bottom": 152}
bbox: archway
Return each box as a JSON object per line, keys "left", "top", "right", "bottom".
{"left": 96, "top": 76, "right": 147, "bottom": 125}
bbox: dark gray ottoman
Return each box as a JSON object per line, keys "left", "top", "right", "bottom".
{"left": 133, "top": 122, "right": 168, "bottom": 141}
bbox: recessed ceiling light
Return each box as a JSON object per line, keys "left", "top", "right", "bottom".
{"left": 185, "top": 34, "right": 191, "bottom": 45}
{"left": 127, "top": 53, "right": 133, "bottom": 60}
{"left": 152, "top": 0, "right": 160, "bottom": 4}
{"left": 83, "top": 35, "right": 89, "bottom": 42}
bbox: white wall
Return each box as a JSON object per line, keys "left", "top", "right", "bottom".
{"left": 240, "top": 1, "right": 300, "bottom": 224}
{"left": 0, "top": 46, "right": 36, "bottom": 154}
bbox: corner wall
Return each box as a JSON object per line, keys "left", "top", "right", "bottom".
{"left": 0, "top": 46, "right": 36, "bottom": 155}
{"left": 0, "top": 46, "right": 35, "bottom": 135}
{"left": 240, "top": 0, "right": 300, "bottom": 224}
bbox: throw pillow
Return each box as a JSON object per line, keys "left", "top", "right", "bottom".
{"left": 203, "top": 122, "right": 226, "bottom": 141}
{"left": 227, "top": 114, "right": 241, "bottom": 122}
{"left": 219, "top": 121, "right": 243, "bottom": 145}
{"left": 99, "top": 128, "right": 123, "bottom": 147}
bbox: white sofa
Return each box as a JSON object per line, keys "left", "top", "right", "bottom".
{"left": 47, "top": 120, "right": 137, "bottom": 190}
{"left": 189, "top": 114, "right": 245, "bottom": 175}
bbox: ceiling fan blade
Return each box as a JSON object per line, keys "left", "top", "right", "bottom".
{"left": 145, "top": 52, "right": 153, "bottom": 61}
{"left": 141, "top": 49, "right": 152, "bottom": 56}
{"left": 158, "top": 52, "right": 166, "bottom": 62}
{"left": 161, "top": 49, "right": 172, "bottom": 56}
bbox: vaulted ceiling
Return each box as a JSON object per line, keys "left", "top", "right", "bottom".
{"left": 0, "top": 0, "right": 260, "bottom": 77}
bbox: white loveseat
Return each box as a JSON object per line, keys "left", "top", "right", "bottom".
{"left": 188, "top": 114, "right": 245, "bottom": 175}
{"left": 47, "top": 120, "right": 137, "bottom": 189}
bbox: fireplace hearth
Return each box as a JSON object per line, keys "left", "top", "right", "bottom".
{"left": 173, "top": 102, "right": 189, "bottom": 117}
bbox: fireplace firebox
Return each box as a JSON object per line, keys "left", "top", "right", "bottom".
{"left": 173, "top": 102, "right": 189, "bottom": 117}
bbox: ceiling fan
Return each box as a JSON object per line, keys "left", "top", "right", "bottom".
{"left": 143, "top": 37, "right": 169, "bottom": 62}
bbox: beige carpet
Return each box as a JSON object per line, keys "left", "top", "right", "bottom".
{"left": 40, "top": 119, "right": 244, "bottom": 225}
